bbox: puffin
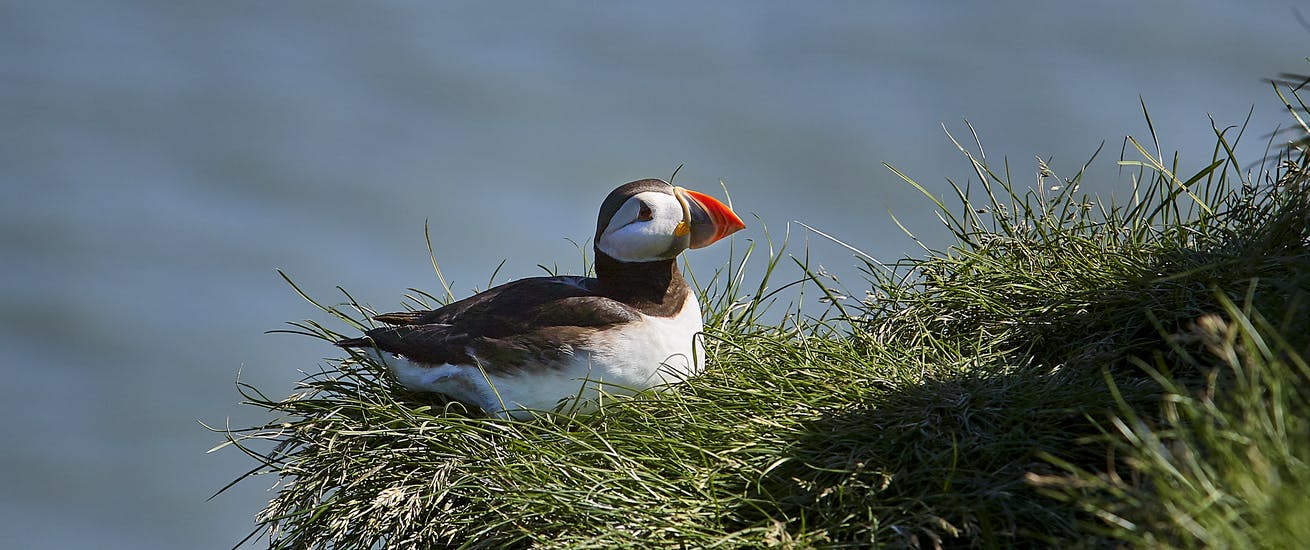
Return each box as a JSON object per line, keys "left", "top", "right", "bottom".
{"left": 336, "top": 179, "right": 746, "bottom": 419}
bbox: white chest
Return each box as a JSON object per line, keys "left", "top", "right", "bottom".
{"left": 586, "top": 291, "right": 705, "bottom": 386}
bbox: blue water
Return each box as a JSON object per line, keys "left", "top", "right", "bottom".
{"left": 2, "top": 1, "right": 1304, "bottom": 547}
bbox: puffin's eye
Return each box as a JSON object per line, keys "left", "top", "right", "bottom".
{"left": 637, "top": 203, "right": 653, "bottom": 221}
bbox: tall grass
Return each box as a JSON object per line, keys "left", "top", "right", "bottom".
{"left": 214, "top": 72, "right": 1310, "bottom": 548}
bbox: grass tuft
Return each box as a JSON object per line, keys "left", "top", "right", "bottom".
{"left": 215, "top": 65, "right": 1310, "bottom": 548}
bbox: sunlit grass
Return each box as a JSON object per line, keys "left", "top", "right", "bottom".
{"left": 214, "top": 71, "right": 1310, "bottom": 548}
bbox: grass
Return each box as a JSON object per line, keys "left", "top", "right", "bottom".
{"left": 215, "top": 70, "right": 1310, "bottom": 548}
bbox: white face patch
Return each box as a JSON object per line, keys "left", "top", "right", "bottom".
{"left": 596, "top": 191, "right": 691, "bottom": 262}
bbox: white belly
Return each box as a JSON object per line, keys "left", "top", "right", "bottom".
{"left": 381, "top": 292, "right": 705, "bottom": 419}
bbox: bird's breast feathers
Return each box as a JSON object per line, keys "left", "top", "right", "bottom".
{"left": 583, "top": 289, "right": 705, "bottom": 384}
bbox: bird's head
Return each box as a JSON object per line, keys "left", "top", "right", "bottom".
{"left": 594, "top": 179, "right": 745, "bottom": 263}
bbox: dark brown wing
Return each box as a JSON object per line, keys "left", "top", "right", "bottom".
{"left": 385, "top": 277, "right": 630, "bottom": 333}
{"left": 337, "top": 276, "right": 641, "bottom": 371}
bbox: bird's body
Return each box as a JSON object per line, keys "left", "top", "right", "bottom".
{"left": 337, "top": 179, "right": 744, "bottom": 418}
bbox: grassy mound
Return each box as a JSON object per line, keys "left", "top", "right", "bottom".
{"left": 217, "top": 75, "right": 1310, "bottom": 548}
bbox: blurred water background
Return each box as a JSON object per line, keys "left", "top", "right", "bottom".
{"left": 2, "top": 1, "right": 1306, "bottom": 547}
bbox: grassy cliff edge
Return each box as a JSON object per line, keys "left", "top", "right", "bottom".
{"left": 217, "top": 73, "right": 1310, "bottom": 548}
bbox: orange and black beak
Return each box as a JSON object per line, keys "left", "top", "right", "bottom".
{"left": 673, "top": 187, "right": 746, "bottom": 249}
